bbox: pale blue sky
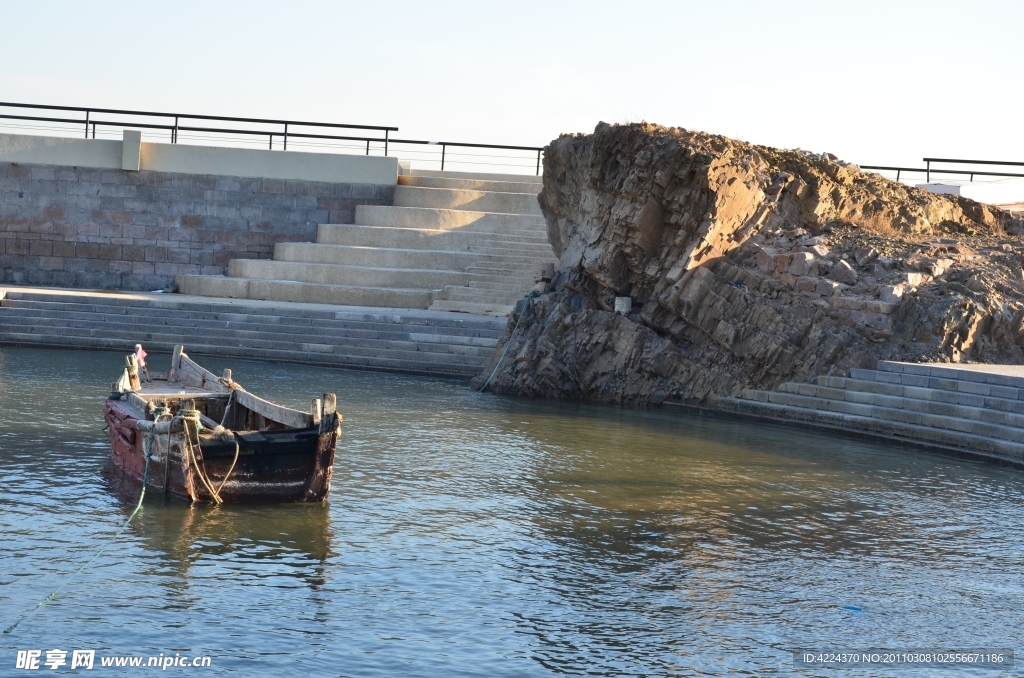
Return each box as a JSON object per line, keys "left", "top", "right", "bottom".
{"left": 2, "top": 0, "right": 1022, "bottom": 168}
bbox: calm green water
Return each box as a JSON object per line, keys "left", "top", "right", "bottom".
{"left": 1, "top": 346, "right": 1023, "bottom": 676}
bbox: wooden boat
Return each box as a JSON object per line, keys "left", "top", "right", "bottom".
{"left": 103, "top": 345, "right": 341, "bottom": 504}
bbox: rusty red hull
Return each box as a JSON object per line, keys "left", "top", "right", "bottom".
{"left": 104, "top": 399, "right": 339, "bottom": 503}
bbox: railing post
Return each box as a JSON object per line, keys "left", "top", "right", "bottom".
{"left": 366, "top": 139, "right": 370, "bottom": 155}
{"left": 896, "top": 169, "right": 901, "bottom": 181}
{"left": 926, "top": 159, "right": 930, "bottom": 183}
{"left": 269, "top": 134, "right": 273, "bottom": 150}
{"left": 385, "top": 130, "right": 389, "bottom": 156}
{"left": 536, "top": 149, "right": 541, "bottom": 176}
{"left": 173, "top": 116, "right": 178, "bottom": 143}
{"left": 84, "top": 110, "right": 90, "bottom": 139}
{"left": 283, "top": 123, "right": 288, "bottom": 151}
{"left": 92, "top": 123, "right": 96, "bottom": 139}
{"left": 441, "top": 144, "right": 446, "bottom": 171}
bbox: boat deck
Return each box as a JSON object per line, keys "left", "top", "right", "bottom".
{"left": 137, "top": 380, "right": 218, "bottom": 399}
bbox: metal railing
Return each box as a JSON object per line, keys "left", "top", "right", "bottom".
{"left": 0, "top": 101, "right": 398, "bottom": 153}
{"left": 0, "top": 101, "right": 546, "bottom": 174}
{"left": 388, "top": 138, "right": 544, "bottom": 175}
{"left": 862, "top": 158, "right": 1024, "bottom": 183}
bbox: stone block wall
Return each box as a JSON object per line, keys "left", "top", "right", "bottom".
{"left": 0, "top": 161, "right": 394, "bottom": 290}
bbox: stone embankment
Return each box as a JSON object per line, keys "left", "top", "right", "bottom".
{"left": 0, "top": 288, "right": 503, "bottom": 378}
{"left": 476, "top": 122, "right": 1024, "bottom": 461}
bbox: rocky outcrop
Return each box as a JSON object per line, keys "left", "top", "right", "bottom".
{"left": 474, "top": 123, "right": 1024, "bottom": 404}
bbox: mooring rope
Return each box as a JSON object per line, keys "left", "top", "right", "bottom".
{"left": 180, "top": 409, "right": 223, "bottom": 504}
{"left": 476, "top": 290, "right": 541, "bottom": 394}
{"left": 2, "top": 430, "right": 156, "bottom": 636}
{"left": 179, "top": 408, "right": 239, "bottom": 504}
{"left": 216, "top": 442, "right": 241, "bottom": 497}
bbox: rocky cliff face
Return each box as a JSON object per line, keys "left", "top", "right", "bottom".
{"left": 475, "top": 123, "right": 1024, "bottom": 404}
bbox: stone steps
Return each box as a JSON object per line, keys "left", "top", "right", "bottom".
{"left": 398, "top": 175, "right": 541, "bottom": 194}
{"left": 354, "top": 205, "right": 546, "bottom": 232}
{"left": 3, "top": 320, "right": 493, "bottom": 363}
{"left": 440, "top": 289, "right": 527, "bottom": 304}
{"left": 8, "top": 320, "right": 493, "bottom": 362}
{"left": 177, "top": 275, "right": 435, "bottom": 307}
{"left": 314, "top": 224, "right": 549, "bottom": 249}
{"left": 728, "top": 360, "right": 1024, "bottom": 464}
{"left": 176, "top": 168, "right": 554, "bottom": 315}
{"left": 273, "top": 242, "right": 480, "bottom": 270}
{"left": 0, "top": 330, "right": 484, "bottom": 378}
{"left": 819, "top": 376, "right": 1024, "bottom": 415}
{"left": 783, "top": 381, "right": 1024, "bottom": 429}
{"left": 406, "top": 168, "right": 543, "bottom": 184}
{"left": 0, "top": 290, "right": 506, "bottom": 379}
{"left": 756, "top": 388, "right": 1024, "bottom": 443}
{"left": 862, "top": 360, "right": 1024, "bottom": 392}
{"left": 0, "top": 294, "right": 504, "bottom": 333}
{"left": 228, "top": 259, "right": 470, "bottom": 289}
{"left": 273, "top": 242, "right": 552, "bottom": 268}
{"left": 471, "top": 244, "right": 555, "bottom": 256}
{"left": 428, "top": 299, "right": 515, "bottom": 315}
{"left": 452, "top": 280, "right": 527, "bottom": 292}
{"left": 0, "top": 308, "right": 499, "bottom": 350}
{"left": 723, "top": 396, "right": 1024, "bottom": 461}
{"left": 465, "top": 265, "right": 533, "bottom": 277}
{"left": 394, "top": 185, "right": 542, "bottom": 215}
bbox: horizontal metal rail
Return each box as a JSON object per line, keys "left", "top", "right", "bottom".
{"left": 389, "top": 138, "right": 545, "bottom": 174}
{"left": 923, "top": 157, "right": 1024, "bottom": 168}
{"left": 0, "top": 101, "right": 397, "bottom": 153}
{"left": 923, "top": 157, "right": 1024, "bottom": 182}
{"left": 862, "top": 164, "right": 1024, "bottom": 182}
{"left": 0, "top": 101, "right": 397, "bottom": 131}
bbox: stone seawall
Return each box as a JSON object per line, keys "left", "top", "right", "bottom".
{"left": 0, "top": 161, "right": 394, "bottom": 291}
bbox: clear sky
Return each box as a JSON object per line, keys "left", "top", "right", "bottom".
{"left": 3, "top": 0, "right": 1022, "bottom": 168}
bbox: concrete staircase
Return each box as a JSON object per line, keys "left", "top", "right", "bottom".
{"left": 0, "top": 288, "right": 506, "bottom": 379}
{"left": 176, "top": 169, "right": 556, "bottom": 316}
{"left": 724, "top": 361, "right": 1024, "bottom": 464}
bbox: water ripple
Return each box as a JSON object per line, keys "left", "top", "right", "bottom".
{"left": 0, "top": 347, "right": 1021, "bottom": 676}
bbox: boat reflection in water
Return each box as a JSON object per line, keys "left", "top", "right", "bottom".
{"left": 104, "top": 460, "right": 335, "bottom": 591}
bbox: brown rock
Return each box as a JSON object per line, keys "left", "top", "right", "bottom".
{"left": 475, "top": 122, "right": 1024, "bottom": 405}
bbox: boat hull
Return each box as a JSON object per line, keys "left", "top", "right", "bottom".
{"left": 104, "top": 399, "right": 339, "bottom": 503}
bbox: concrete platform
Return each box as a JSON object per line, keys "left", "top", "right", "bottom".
{"left": 0, "top": 286, "right": 506, "bottom": 380}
